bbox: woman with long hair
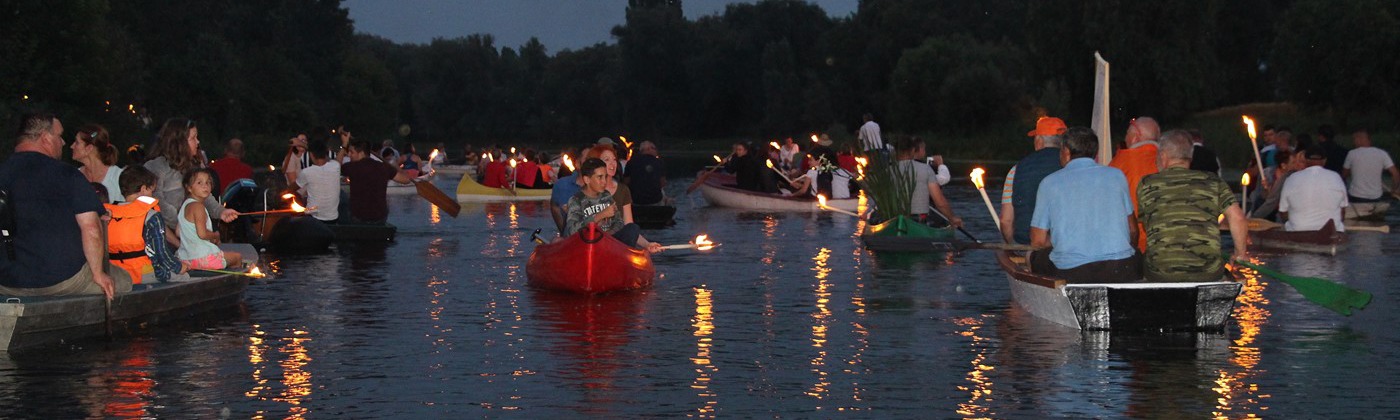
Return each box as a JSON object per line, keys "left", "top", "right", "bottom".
{"left": 70, "top": 124, "right": 123, "bottom": 203}
{"left": 584, "top": 144, "right": 633, "bottom": 224}
{"left": 143, "top": 118, "right": 238, "bottom": 230}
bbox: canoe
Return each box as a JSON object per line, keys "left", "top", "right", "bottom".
{"left": 456, "top": 175, "right": 552, "bottom": 202}
{"left": 995, "top": 251, "right": 1241, "bottom": 331}
{"left": 526, "top": 223, "right": 655, "bottom": 294}
{"left": 860, "top": 215, "right": 958, "bottom": 252}
{"left": 267, "top": 216, "right": 334, "bottom": 253}
{"left": 1249, "top": 219, "right": 1347, "bottom": 256}
{"left": 432, "top": 164, "right": 477, "bottom": 176}
{"left": 328, "top": 222, "right": 397, "bottom": 242}
{"left": 699, "top": 173, "right": 860, "bottom": 212}
{"left": 0, "top": 243, "right": 258, "bottom": 352}
{"left": 633, "top": 204, "right": 677, "bottom": 229}
{"left": 1345, "top": 201, "right": 1389, "bottom": 221}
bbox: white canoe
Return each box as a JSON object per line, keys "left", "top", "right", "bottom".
{"left": 1344, "top": 201, "right": 1389, "bottom": 221}
{"left": 699, "top": 173, "right": 860, "bottom": 212}
{"left": 996, "top": 251, "right": 1241, "bottom": 331}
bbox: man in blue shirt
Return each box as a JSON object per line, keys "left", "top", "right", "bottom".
{"left": 1029, "top": 127, "right": 1141, "bottom": 283}
{"left": 550, "top": 155, "right": 585, "bottom": 233}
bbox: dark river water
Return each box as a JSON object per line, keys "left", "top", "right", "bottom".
{"left": 1, "top": 169, "right": 1398, "bottom": 418}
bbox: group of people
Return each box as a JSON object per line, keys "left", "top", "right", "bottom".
{"left": 542, "top": 137, "right": 670, "bottom": 253}
{"left": 1247, "top": 125, "right": 1397, "bottom": 230}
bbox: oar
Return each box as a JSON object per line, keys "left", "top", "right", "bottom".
{"left": 1247, "top": 217, "right": 1389, "bottom": 233}
{"left": 415, "top": 179, "right": 461, "bottom": 217}
{"left": 929, "top": 206, "right": 980, "bottom": 243}
{"left": 1231, "top": 259, "right": 1372, "bottom": 316}
{"left": 686, "top": 153, "right": 733, "bottom": 194}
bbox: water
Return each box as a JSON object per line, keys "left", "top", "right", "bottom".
{"left": 1, "top": 174, "right": 1397, "bottom": 418}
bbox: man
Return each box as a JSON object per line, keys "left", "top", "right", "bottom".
{"left": 1342, "top": 129, "right": 1399, "bottom": 205}
{"left": 209, "top": 138, "right": 253, "bottom": 193}
{"left": 341, "top": 141, "right": 412, "bottom": 224}
{"left": 0, "top": 113, "right": 131, "bottom": 299}
{"left": 296, "top": 142, "right": 342, "bottom": 223}
{"left": 1187, "top": 129, "right": 1222, "bottom": 177}
{"left": 857, "top": 113, "right": 885, "bottom": 154}
{"left": 1109, "top": 116, "right": 1160, "bottom": 252}
{"left": 1280, "top": 145, "right": 1348, "bottom": 232}
{"left": 623, "top": 141, "right": 667, "bottom": 206}
{"left": 550, "top": 151, "right": 586, "bottom": 233}
{"left": 281, "top": 133, "right": 310, "bottom": 186}
{"left": 999, "top": 116, "right": 1065, "bottom": 244}
{"left": 1137, "top": 130, "right": 1248, "bottom": 282}
{"left": 896, "top": 137, "right": 962, "bottom": 227}
{"left": 565, "top": 158, "right": 662, "bottom": 253}
{"left": 1030, "top": 127, "right": 1139, "bottom": 283}
{"left": 1317, "top": 125, "right": 1350, "bottom": 174}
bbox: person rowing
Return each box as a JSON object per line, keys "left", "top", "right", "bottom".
{"left": 1137, "top": 130, "right": 1249, "bottom": 282}
{"left": 563, "top": 158, "right": 662, "bottom": 254}
{"left": 895, "top": 136, "right": 961, "bottom": 227}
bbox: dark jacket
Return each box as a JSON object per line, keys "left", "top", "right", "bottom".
{"left": 1011, "top": 147, "right": 1062, "bottom": 244}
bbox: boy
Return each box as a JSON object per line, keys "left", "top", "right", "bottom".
{"left": 564, "top": 158, "right": 663, "bottom": 254}
{"left": 106, "top": 166, "right": 188, "bottom": 283}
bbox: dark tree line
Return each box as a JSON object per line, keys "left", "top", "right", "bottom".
{"left": 2, "top": 0, "right": 1397, "bottom": 163}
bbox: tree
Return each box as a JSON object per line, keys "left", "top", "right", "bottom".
{"left": 1273, "top": 0, "right": 1400, "bottom": 121}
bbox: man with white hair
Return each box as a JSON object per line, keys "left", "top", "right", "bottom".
{"left": 1137, "top": 130, "right": 1249, "bottom": 282}
{"left": 1109, "top": 116, "right": 1161, "bottom": 252}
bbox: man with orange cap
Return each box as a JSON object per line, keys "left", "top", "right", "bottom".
{"left": 999, "top": 116, "right": 1066, "bottom": 244}
{"left": 1109, "top": 116, "right": 1160, "bottom": 251}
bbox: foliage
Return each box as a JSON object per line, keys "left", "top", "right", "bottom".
{"left": 1272, "top": 0, "right": 1400, "bottom": 123}
{"left": 857, "top": 152, "right": 913, "bottom": 219}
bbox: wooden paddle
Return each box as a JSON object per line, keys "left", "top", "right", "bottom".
{"left": 1231, "top": 259, "right": 1372, "bottom": 316}
{"left": 415, "top": 179, "right": 461, "bottom": 217}
{"left": 960, "top": 242, "right": 1042, "bottom": 252}
{"left": 685, "top": 152, "right": 733, "bottom": 194}
{"left": 1247, "top": 217, "right": 1389, "bottom": 233}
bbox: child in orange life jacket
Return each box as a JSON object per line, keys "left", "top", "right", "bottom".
{"left": 178, "top": 169, "right": 243, "bottom": 270}
{"left": 105, "top": 166, "right": 188, "bottom": 283}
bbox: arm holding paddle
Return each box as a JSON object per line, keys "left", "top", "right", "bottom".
{"left": 928, "top": 182, "right": 962, "bottom": 228}
{"left": 1224, "top": 203, "right": 1249, "bottom": 260}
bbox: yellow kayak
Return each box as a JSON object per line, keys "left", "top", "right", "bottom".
{"left": 456, "top": 176, "right": 552, "bottom": 202}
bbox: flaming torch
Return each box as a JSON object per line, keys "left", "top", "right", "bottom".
{"left": 810, "top": 134, "right": 819, "bottom": 143}
{"left": 766, "top": 159, "right": 794, "bottom": 183}
{"left": 660, "top": 234, "right": 721, "bottom": 251}
{"left": 970, "top": 168, "right": 1001, "bottom": 230}
{"left": 562, "top": 154, "right": 575, "bottom": 172}
{"left": 817, "top": 194, "right": 861, "bottom": 217}
{"left": 1240, "top": 172, "right": 1251, "bottom": 217}
{"left": 1242, "top": 115, "right": 1269, "bottom": 191}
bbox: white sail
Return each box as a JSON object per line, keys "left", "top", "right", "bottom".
{"left": 1091, "top": 52, "right": 1112, "bottom": 164}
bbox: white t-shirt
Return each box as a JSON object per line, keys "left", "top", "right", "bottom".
{"left": 296, "top": 160, "right": 342, "bottom": 222}
{"left": 1279, "top": 166, "right": 1348, "bottom": 232}
{"left": 779, "top": 144, "right": 800, "bottom": 168}
{"left": 804, "top": 168, "right": 851, "bottom": 199}
{"left": 1343, "top": 146, "right": 1395, "bottom": 199}
{"left": 858, "top": 121, "right": 884, "bottom": 151}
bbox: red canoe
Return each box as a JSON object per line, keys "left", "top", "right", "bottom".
{"left": 526, "top": 223, "right": 656, "bottom": 293}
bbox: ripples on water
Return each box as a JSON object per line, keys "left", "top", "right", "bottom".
{"left": 0, "top": 176, "right": 1397, "bottom": 418}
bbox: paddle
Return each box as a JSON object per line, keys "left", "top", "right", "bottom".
{"left": 530, "top": 228, "right": 546, "bottom": 244}
{"left": 1246, "top": 217, "right": 1389, "bottom": 233}
{"left": 959, "top": 242, "right": 1041, "bottom": 252}
{"left": 686, "top": 153, "right": 733, "bottom": 194}
{"left": 1231, "top": 259, "right": 1372, "bottom": 316}
{"left": 929, "top": 206, "right": 980, "bottom": 243}
{"left": 415, "top": 179, "right": 462, "bottom": 217}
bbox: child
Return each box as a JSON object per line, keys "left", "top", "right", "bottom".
{"left": 564, "top": 158, "right": 663, "bottom": 254}
{"left": 178, "top": 169, "right": 242, "bottom": 270}
{"left": 105, "top": 166, "right": 188, "bottom": 283}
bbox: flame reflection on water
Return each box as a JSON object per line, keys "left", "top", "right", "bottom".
{"left": 692, "top": 287, "right": 718, "bottom": 417}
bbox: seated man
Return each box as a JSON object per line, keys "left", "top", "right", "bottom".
{"left": 1280, "top": 145, "right": 1348, "bottom": 232}
{"left": 296, "top": 142, "right": 342, "bottom": 223}
{"left": 723, "top": 143, "right": 767, "bottom": 192}
{"left": 1000, "top": 116, "right": 1065, "bottom": 244}
{"left": 106, "top": 166, "right": 188, "bottom": 284}
{"left": 564, "top": 158, "right": 662, "bottom": 253}
{"left": 1138, "top": 130, "right": 1249, "bottom": 282}
{"left": 1342, "top": 129, "right": 1399, "bottom": 204}
{"left": 896, "top": 137, "right": 962, "bottom": 227}
{"left": 1109, "top": 116, "right": 1161, "bottom": 252}
{"left": 341, "top": 140, "right": 412, "bottom": 224}
{"left": 0, "top": 113, "right": 132, "bottom": 298}
{"left": 550, "top": 156, "right": 585, "bottom": 233}
{"left": 623, "top": 141, "right": 667, "bottom": 206}
{"left": 1030, "top": 127, "right": 1140, "bottom": 283}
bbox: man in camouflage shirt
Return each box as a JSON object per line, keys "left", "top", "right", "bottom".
{"left": 1137, "top": 130, "right": 1249, "bottom": 282}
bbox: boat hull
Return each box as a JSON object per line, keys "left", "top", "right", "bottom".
{"left": 1249, "top": 220, "right": 1346, "bottom": 256}
{"left": 997, "top": 252, "right": 1241, "bottom": 331}
{"left": 456, "top": 175, "right": 551, "bottom": 202}
{"left": 860, "top": 215, "right": 958, "bottom": 252}
{"left": 526, "top": 225, "right": 655, "bottom": 294}
{"left": 699, "top": 173, "right": 859, "bottom": 212}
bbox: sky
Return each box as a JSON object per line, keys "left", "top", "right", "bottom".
{"left": 343, "top": 0, "right": 858, "bottom": 53}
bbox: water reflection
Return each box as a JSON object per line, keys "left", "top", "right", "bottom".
{"left": 692, "top": 287, "right": 718, "bottom": 418}
{"left": 954, "top": 315, "right": 995, "bottom": 419}
{"left": 807, "top": 247, "right": 832, "bottom": 401}
{"left": 93, "top": 340, "right": 156, "bottom": 418}
{"left": 533, "top": 291, "right": 647, "bottom": 415}
{"left": 246, "top": 325, "right": 316, "bottom": 419}
{"left": 1213, "top": 261, "right": 1273, "bottom": 417}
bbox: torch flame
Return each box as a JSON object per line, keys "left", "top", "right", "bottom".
{"left": 563, "top": 155, "right": 575, "bottom": 171}
{"left": 1242, "top": 115, "right": 1257, "bottom": 140}
{"left": 810, "top": 134, "right": 819, "bottom": 143}
{"left": 281, "top": 193, "right": 294, "bottom": 199}
{"left": 694, "top": 234, "right": 715, "bottom": 251}
{"left": 509, "top": 158, "right": 517, "bottom": 168}
{"left": 854, "top": 157, "right": 868, "bottom": 166}
{"left": 510, "top": 147, "right": 516, "bottom": 154}
{"left": 620, "top": 136, "right": 631, "bottom": 149}
{"left": 1241, "top": 172, "right": 1251, "bottom": 187}
{"left": 248, "top": 266, "right": 265, "bottom": 278}
{"left": 268, "top": 165, "right": 275, "bottom": 171}
{"left": 430, "top": 149, "right": 439, "bottom": 161}
{"left": 713, "top": 154, "right": 722, "bottom": 163}
{"left": 766, "top": 159, "right": 775, "bottom": 169}
{"left": 970, "top": 167, "right": 987, "bottom": 189}
{"left": 817, "top": 194, "right": 828, "bottom": 207}
{"left": 290, "top": 199, "right": 306, "bottom": 213}
{"left": 770, "top": 141, "right": 780, "bottom": 150}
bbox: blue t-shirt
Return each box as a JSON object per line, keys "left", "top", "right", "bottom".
{"left": 0, "top": 152, "right": 104, "bottom": 288}
{"left": 1030, "top": 157, "right": 1136, "bottom": 269}
{"left": 551, "top": 173, "right": 582, "bottom": 207}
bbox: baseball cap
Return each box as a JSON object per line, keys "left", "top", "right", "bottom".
{"left": 1304, "top": 144, "right": 1327, "bottom": 161}
{"left": 1027, "top": 117, "right": 1067, "bottom": 137}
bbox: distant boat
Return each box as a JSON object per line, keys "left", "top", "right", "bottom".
{"left": 456, "top": 175, "right": 551, "bottom": 203}
{"left": 698, "top": 173, "right": 859, "bottom": 212}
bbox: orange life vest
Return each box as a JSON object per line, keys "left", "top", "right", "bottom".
{"left": 104, "top": 197, "right": 158, "bottom": 284}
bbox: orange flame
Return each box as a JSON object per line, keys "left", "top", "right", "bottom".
{"left": 713, "top": 154, "right": 722, "bottom": 163}
{"left": 770, "top": 141, "right": 780, "bottom": 150}
{"left": 563, "top": 155, "right": 575, "bottom": 171}
{"left": 429, "top": 149, "right": 439, "bottom": 161}
{"left": 290, "top": 199, "right": 306, "bottom": 213}
{"left": 248, "top": 266, "right": 266, "bottom": 278}
{"left": 766, "top": 159, "right": 775, "bottom": 169}
{"left": 810, "top": 134, "right": 819, "bottom": 143}
{"left": 510, "top": 147, "right": 516, "bottom": 154}
{"left": 970, "top": 167, "right": 987, "bottom": 189}
{"left": 694, "top": 234, "right": 715, "bottom": 251}
{"left": 1241, "top": 172, "right": 1251, "bottom": 187}
{"left": 817, "top": 194, "right": 828, "bottom": 207}
{"left": 509, "top": 158, "right": 517, "bottom": 168}
{"left": 1242, "top": 115, "right": 1257, "bottom": 141}
{"left": 620, "top": 136, "right": 632, "bottom": 149}
{"left": 281, "top": 193, "right": 294, "bottom": 200}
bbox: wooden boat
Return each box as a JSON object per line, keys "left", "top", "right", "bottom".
{"left": 860, "top": 215, "right": 958, "bottom": 252}
{"left": 633, "top": 204, "right": 677, "bottom": 229}
{"left": 1345, "top": 201, "right": 1389, "bottom": 221}
{"left": 456, "top": 175, "right": 552, "bottom": 202}
{"left": 699, "top": 173, "right": 859, "bottom": 212}
{"left": 431, "top": 164, "right": 477, "bottom": 176}
{"left": 266, "top": 216, "right": 334, "bottom": 253}
{"left": 328, "top": 222, "right": 397, "bottom": 242}
{"left": 1249, "top": 219, "right": 1347, "bottom": 256}
{"left": 526, "top": 223, "right": 655, "bottom": 294}
{"left": 0, "top": 243, "right": 258, "bottom": 352}
{"left": 995, "top": 251, "right": 1241, "bottom": 331}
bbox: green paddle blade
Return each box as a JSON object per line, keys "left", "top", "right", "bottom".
{"left": 1234, "top": 260, "right": 1373, "bottom": 316}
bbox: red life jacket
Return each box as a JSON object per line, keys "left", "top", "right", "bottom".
{"left": 104, "top": 197, "right": 159, "bottom": 284}
{"left": 515, "top": 161, "right": 540, "bottom": 187}
{"left": 482, "top": 161, "right": 509, "bottom": 188}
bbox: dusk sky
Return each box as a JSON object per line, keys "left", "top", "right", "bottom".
{"left": 343, "top": 0, "right": 858, "bottom": 53}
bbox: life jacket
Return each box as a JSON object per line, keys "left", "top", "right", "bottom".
{"left": 104, "top": 197, "right": 159, "bottom": 284}
{"left": 482, "top": 161, "right": 509, "bottom": 188}
{"left": 515, "top": 161, "right": 540, "bottom": 187}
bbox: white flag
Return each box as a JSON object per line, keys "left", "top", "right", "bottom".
{"left": 1091, "top": 52, "right": 1112, "bottom": 164}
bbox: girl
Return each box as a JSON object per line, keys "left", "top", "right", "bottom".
{"left": 178, "top": 169, "right": 242, "bottom": 270}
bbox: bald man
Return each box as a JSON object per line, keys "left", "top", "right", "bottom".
{"left": 1109, "top": 116, "right": 1160, "bottom": 252}
{"left": 1138, "top": 130, "right": 1248, "bottom": 282}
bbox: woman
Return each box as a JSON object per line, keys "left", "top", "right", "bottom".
{"left": 71, "top": 124, "right": 123, "bottom": 203}
{"left": 144, "top": 118, "right": 238, "bottom": 232}
{"left": 400, "top": 143, "right": 423, "bottom": 178}
{"left": 585, "top": 144, "right": 634, "bottom": 224}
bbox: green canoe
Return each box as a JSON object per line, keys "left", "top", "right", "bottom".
{"left": 860, "top": 215, "right": 958, "bottom": 252}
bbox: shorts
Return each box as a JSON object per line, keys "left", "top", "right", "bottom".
{"left": 183, "top": 252, "right": 227, "bottom": 270}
